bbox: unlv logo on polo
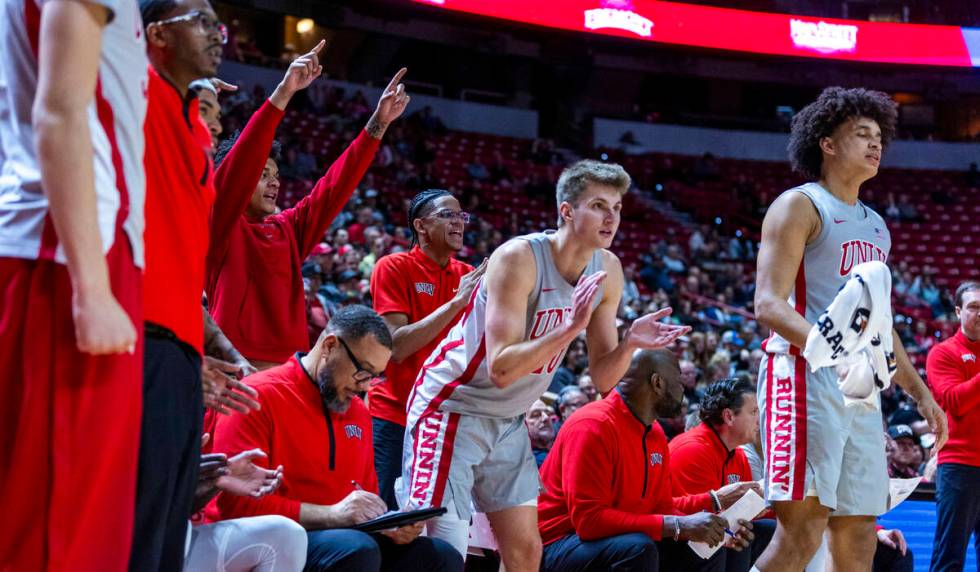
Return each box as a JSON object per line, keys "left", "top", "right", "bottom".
{"left": 528, "top": 307, "right": 573, "bottom": 375}
{"left": 838, "top": 240, "right": 887, "bottom": 276}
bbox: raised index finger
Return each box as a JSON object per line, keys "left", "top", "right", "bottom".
{"left": 309, "top": 39, "right": 326, "bottom": 55}
{"left": 385, "top": 67, "right": 408, "bottom": 92}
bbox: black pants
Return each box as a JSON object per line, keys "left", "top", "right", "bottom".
{"left": 542, "top": 532, "right": 742, "bottom": 572}
{"left": 931, "top": 463, "right": 980, "bottom": 572}
{"left": 372, "top": 417, "right": 406, "bottom": 510}
{"left": 723, "top": 518, "right": 776, "bottom": 572}
{"left": 875, "top": 542, "right": 914, "bottom": 572}
{"left": 304, "top": 529, "right": 463, "bottom": 572}
{"left": 129, "top": 331, "right": 203, "bottom": 572}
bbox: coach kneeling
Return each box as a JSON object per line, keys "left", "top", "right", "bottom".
{"left": 537, "top": 349, "right": 755, "bottom": 572}
{"left": 206, "top": 306, "right": 462, "bottom": 572}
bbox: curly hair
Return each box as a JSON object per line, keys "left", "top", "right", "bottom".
{"left": 788, "top": 87, "right": 897, "bottom": 180}
{"left": 698, "top": 378, "right": 755, "bottom": 427}
{"left": 215, "top": 130, "right": 282, "bottom": 168}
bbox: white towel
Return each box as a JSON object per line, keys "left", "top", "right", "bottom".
{"left": 802, "top": 261, "right": 897, "bottom": 409}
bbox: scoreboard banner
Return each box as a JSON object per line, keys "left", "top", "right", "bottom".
{"left": 411, "top": 0, "right": 980, "bottom": 68}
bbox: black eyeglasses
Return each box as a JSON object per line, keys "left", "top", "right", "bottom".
{"left": 428, "top": 209, "right": 471, "bottom": 223}
{"left": 149, "top": 10, "right": 228, "bottom": 45}
{"left": 337, "top": 337, "right": 379, "bottom": 382}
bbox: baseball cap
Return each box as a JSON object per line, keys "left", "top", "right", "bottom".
{"left": 338, "top": 270, "right": 360, "bottom": 283}
{"left": 311, "top": 242, "right": 334, "bottom": 256}
{"left": 887, "top": 424, "right": 919, "bottom": 445}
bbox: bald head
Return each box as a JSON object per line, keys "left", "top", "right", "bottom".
{"left": 627, "top": 349, "right": 680, "bottom": 384}
{"left": 621, "top": 349, "right": 683, "bottom": 421}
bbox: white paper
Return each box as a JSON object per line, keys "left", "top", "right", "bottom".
{"left": 886, "top": 477, "right": 922, "bottom": 512}
{"left": 689, "top": 489, "right": 767, "bottom": 559}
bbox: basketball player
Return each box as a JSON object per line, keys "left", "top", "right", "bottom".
{"left": 400, "top": 160, "right": 691, "bottom": 571}
{"left": 753, "top": 87, "right": 948, "bottom": 572}
{"left": 0, "top": 1, "right": 146, "bottom": 570}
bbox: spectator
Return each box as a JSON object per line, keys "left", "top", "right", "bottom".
{"left": 578, "top": 374, "right": 599, "bottom": 402}
{"left": 527, "top": 399, "right": 557, "bottom": 468}
{"left": 927, "top": 281, "right": 980, "bottom": 572}
{"left": 549, "top": 337, "right": 588, "bottom": 392}
{"left": 554, "top": 386, "right": 589, "bottom": 425}
{"left": 537, "top": 349, "right": 756, "bottom": 572}
{"left": 663, "top": 244, "right": 687, "bottom": 274}
{"left": 679, "top": 359, "right": 703, "bottom": 404}
{"left": 208, "top": 306, "right": 463, "bottom": 572}
{"left": 885, "top": 425, "right": 922, "bottom": 479}
{"left": 670, "top": 378, "right": 774, "bottom": 572}
{"left": 896, "top": 193, "right": 920, "bottom": 222}
{"left": 466, "top": 158, "right": 490, "bottom": 181}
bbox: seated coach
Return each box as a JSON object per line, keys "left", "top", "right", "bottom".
{"left": 537, "top": 349, "right": 757, "bottom": 572}
{"left": 207, "top": 305, "right": 462, "bottom": 572}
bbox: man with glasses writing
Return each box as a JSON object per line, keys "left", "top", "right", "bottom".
{"left": 368, "top": 189, "right": 486, "bottom": 509}
{"left": 208, "top": 305, "right": 463, "bottom": 572}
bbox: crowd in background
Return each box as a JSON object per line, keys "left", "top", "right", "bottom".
{"left": 212, "top": 86, "right": 960, "bottom": 485}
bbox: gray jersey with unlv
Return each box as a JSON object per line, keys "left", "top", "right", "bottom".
{"left": 405, "top": 231, "right": 605, "bottom": 422}
{"left": 763, "top": 182, "right": 891, "bottom": 354}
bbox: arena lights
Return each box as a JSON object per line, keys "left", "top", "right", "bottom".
{"left": 410, "top": 0, "right": 980, "bottom": 67}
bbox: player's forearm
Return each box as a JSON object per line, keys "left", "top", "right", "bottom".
{"left": 33, "top": 107, "right": 111, "bottom": 297}
{"left": 390, "top": 298, "right": 467, "bottom": 363}
{"left": 891, "top": 335, "right": 933, "bottom": 403}
{"left": 589, "top": 339, "right": 635, "bottom": 394}
{"left": 755, "top": 293, "right": 811, "bottom": 349}
{"left": 488, "top": 324, "right": 579, "bottom": 389}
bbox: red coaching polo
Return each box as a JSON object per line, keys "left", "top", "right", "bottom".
{"left": 143, "top": 67, "right": 215, "bottom": 353}
{"left": 669, "top": 423, "right": 753, "bottom": 496}
{"left": 368, "top": 246, "right": 472, "bottom": 427}
{"left": 927, "top": 330, "right": 980, "bottom": 467}
{"left": 205, "top": 354, "right": 378, "bottom": 522}
{"left": 537, "top": 390, "right": 713, "bottom": 545}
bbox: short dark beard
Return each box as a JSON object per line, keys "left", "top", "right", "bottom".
{"left": 316, "top": 365, "right": 350, "bottom": 413}
{"left": 656, "top": 396, "right": 683, "bottom": 419}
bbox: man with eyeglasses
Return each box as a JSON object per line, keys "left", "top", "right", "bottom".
{"left": 205, "top": 63, "right": 411, "bottom": 371}
{"left": 0, "top": 1, "right": 146, "bottom": 570}
{"left": 134, "top": 1, "right": 233, "bottom": 569}
{"left": 207, "top": 305, "right": 463, "bottom": 572}
{"left": 368, "top": 189, "right": 486, "bottom": 509}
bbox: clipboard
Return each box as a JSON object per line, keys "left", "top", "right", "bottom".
{"left": 351, "top": 507, "right": 447, "bottom": 533}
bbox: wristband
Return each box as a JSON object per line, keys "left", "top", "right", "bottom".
{"left": 672, "top": 516, "right": 681, "bottom": 540}
{"left": 709, "top": 489, "right": 722, "bottom": 512}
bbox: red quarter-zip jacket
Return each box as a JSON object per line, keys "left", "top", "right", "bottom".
{"left": 205, "top": 354, "right": 378, "bottom": 522}
{"left": 537, "top": 389, "right": 713, "bottom": 544}
{"left": 927, "top": 330, "right": 980, "bottom": 467}
{"left": 669, "top": 423, "right": 753, "bottom": 495}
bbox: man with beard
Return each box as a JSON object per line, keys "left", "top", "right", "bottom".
{"left": 369, "top": 189, "right": 483, "bottom": 509}
{"left": 207, "top": 305, "right": 462, "bottom": 572}
{"left": 537, "top": 349, "right": 757, "bottom": 572}
{"left": 527, "top": 399, "right": 557, "bottom": 467}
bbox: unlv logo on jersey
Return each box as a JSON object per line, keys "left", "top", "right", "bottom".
{"left": 528, "top": 307, "right": 573, "bottom": 375}
{"left": 838, "top": 240, "right": 887, "bottom": 276}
